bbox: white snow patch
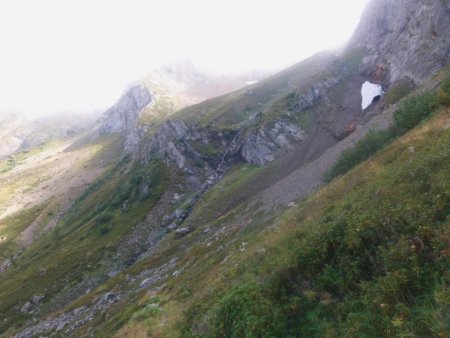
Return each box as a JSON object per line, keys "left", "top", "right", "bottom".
{"left": 361, "top": 81, "right": 384, "bottom": 110}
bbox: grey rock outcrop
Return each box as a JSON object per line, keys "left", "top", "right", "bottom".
{"left": 139, "top": 115, "right": 307, "bottom": 168}
{"left": 142, "top": 119, "right": 190, "bottom": 168}
{"left": 140, "top": 118, "right": 240, "bottom": 174}
{"left": 138, "top": 114, "right": 309, "bottom": 168}
{"left": 242, "top": 120, "right": 305, "bottom": 165}
{"left": 0, "top": 258, "right": 11, "bottom": 274}
{"left": 292, "top": 87, "right": 321, "bottom": 112}
{"left": 350, "top": 0, "right": 450, "bottom": 84}
{"left": 94, "top": 84, "right": 152, "bottom": 151}
{"left": 20, "top": 294, "right": 44, "bottom": 314}
{"left": 102, "top": 292, "right": 120, "bottom": 304}
{"left": 174, "top": 227, "right": 191, "bottom": 238}
{"left": 96, "top": 85, "right": 151, "bottom": 134}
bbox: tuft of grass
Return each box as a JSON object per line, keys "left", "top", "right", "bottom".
{"left": 131, "top": 303, "right": 161, "bottom": 321}
{"left": 208, "top": 281, "right": 288, "bottom": 338}
{"left": 189, "top": 140, "right": 221, "bottom": 158}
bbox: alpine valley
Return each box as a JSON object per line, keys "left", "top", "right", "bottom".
{"left": 1, "top": 0, "right": 450, "bottom": 337}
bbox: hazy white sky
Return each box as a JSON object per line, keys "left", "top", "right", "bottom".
{"left": 0, "top": 0, "right": 369, "bottom": 116}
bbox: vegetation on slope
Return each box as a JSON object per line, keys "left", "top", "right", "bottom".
{"left": 175, "top": 51, "right": 336, "bottom": 130}
{"left": 0, "top": 203, "right": 50, "bottom": 260}
{"left": 324, "top": 129, "right": 395, "bottom": 183}
{"left": 3, "top": 61, "right": 450, "bottom": 338}
{"left": 97, "top": 76, "right": 450, "bottom": 338}
{"left": 178, "top": 109, "right": 450, "bottom": 337}
{"left": 325, "top": 78, "right": 450, "bottom": 182}
{"left": 109, "top": 107, "right": 449, "bottom": 337}
{"left": 0, "top": 158, "right": 171, "bottom": 334}
{"left": 0, "top": 144, "right": 49, "bottom": 173}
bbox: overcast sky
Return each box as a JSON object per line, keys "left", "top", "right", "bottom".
{"left": 0, "top": 0, "right": 369, "bottom": 117}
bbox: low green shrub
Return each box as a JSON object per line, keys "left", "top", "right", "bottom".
{"left": 131, "top": 303, "right": 161, "bottom": 321}
{"left": 326, "top": 79, "right": 450, "bottom": 182}
{"left": 210, "top": 282, "right": 288, "bottom": 338}
{"left": 94, "top": 212, "right": 114, "bottom": 235}
{"left": 324, "top": 129, "right": 395, "bottom": 182}
{"left": 393, "top": 92, "right": 439, "bottom": 132}
{"left": 95, "top": 212, "right": 114, "bottom": 225}
{"left": 188, "top": 122, "right": 450, "bottom": 337}
{"left": 438, "top": 78, "right": 450, "bottom": 106}
{"left": 97, "top": 224, "right": 111, "bottom": 236}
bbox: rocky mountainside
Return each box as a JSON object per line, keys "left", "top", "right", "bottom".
{"left": 0, "top": 112, "right": 26, "bottom": 158}
{"left": 0, "top": 0, "right": 449, "bottom": 337}
{"left": 0, "top": 112, "right": 98, "bottom": 159}
{"left": 92, "top": 63, "right": 249, "bottom": 153}
{"left": 93, "top": 84, "right": 152, "bottom": 152}
{"left": 163, "top": 0, "right": 450, "bottom": 168}
{"left": 350, "top": 0, "right": 450, "bottom": 84}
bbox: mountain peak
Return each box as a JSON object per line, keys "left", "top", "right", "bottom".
{"left": 95, "top": 84, "right": 152, "bottom": 135}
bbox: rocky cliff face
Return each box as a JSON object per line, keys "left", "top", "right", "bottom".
{"left": 94, "top": 84, "right": 152, "bottom": 151}
{"left": 141, "top": 119, "right": 192, "bottom": 169}
{"left": 241, "top": 120, "right": 305, "bottom": 165}
{"left": 93, "top": 65, "right": 250, "bottom": 154}
{"left": 96, "top": 85, "right": 152, "bottom": 135}
{"left": 350, "top": 0, "right": 450, "bottom": 84}
{"left": 235, "top": 0, "right": 450, "bottom": 164}
{"left": 137, "top": 112, "right": 307, "bottom": 168}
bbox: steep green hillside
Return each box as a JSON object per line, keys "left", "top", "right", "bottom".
{"left": 175, "top": 50, "right": 336, "bottom": 129}
{"left": 113, "top": 105, "right": 450, "bottom": 338}
{"left": 3, "top": 1, "right": 450, "bottom": 336}
{"left": 4, "top": 53, "right": 450, "bottom": 338}
{"left": 3, "top": 57, "right": 449, "bottom": 338}
{"left": 0, "top": 159, "right": 172, "bottom": 334}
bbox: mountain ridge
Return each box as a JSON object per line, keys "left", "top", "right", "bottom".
{"left": 1, "top": 0, "right": 450, "bottom": 336}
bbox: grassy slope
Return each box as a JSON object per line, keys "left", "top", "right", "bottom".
{"left": 3, "top": 58, "right": 450, "bottom": 338}
{"left": 0, "top": 152, "right": 171, "bottom": 334}
{"left": 111, "top": 108, "right": 450, "bottom": 337}
{"left": 173, "top": 47, "right": 371, "bottom": 136}
{"left": 174, "top": 51, "right": 336, "bottom": 130}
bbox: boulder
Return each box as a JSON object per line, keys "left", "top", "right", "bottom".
{"left": 20, "top": 294, "right": 44, "bottom": 314}
{"left": 56, "top": 320, "right": 67, "bottom": 332}
{"left": 175, "top": 227, "right": 191, "bottom": 238}
{"left": 102, "top": 292, "right": 119, "bottom": 304}
{"left": 20, "top": 301, "right": 32, "bottom": 314}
